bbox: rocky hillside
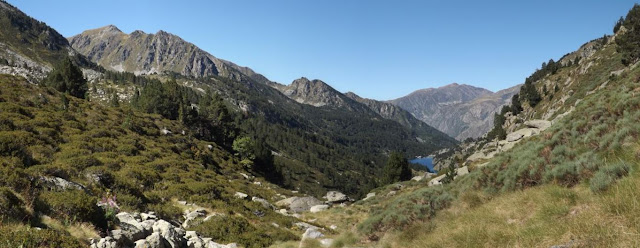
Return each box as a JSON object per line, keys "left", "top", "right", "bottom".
{"left": 0, "top": 1, "right": 97, "bottom": 81}
{"left": 68, "top": 25, "right": 269, "bottom": 84}
{"left": 67, "top": 29, "right": 458, "bottom": 198}
{"left": 389, "top": 83, "right": 519, "bottom": 140}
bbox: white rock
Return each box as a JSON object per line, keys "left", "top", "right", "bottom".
{"left": 234, "top": 192, "right": 248, "bottom": 199}
{"left": 326, "top": 191, "right": 348, "bottom": 203}
{"left": 362, "top": 192, "right": 376, "bottom": 201}
{"left": 302, "top": 228, "right": 324, "bottom": 239}
{"left": 251, "top": 197, "right": 275, "bottom": 209}
{"left": 310, "top": 204, "right": 330, "bottom": 213}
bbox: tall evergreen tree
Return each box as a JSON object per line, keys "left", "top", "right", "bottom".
{"left": 382, "top": 151, "right": 411, "bottom": 184}
{"left": 44, "top": 57, "right": 87, "bottom": 99}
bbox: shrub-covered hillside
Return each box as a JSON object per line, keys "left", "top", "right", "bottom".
{"left": 0, "top": 74, "right": 304, "bottom": 247}
{"left": 286, "top": 5, "right": 640, "bottom": 248}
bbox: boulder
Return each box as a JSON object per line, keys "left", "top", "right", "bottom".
{"left": 91, "top": 237, "right": 117, "bottom": 248}
{"left": 428, "top": 174, "right": 446, "bottom": 187}
{"left": 310, "top": 204, "right": 330, "bottom": 213}
{"left": 152, "top": 220, "right": 186, "bottom": 248}
{"left": 524, "top": 120, "right": 551, "bottom": 130}
{"left": 234, "top": 192, "right": 248, "bottom": 199}
{"left": 144, "top": 232, "right": 168, "bottom": 248}
{"left": 295, "top": 222, "right": 319, "bottom": 231}
{"left": 115, "top": 212, "right": 150, "bottom": 243}
{"left": 302, "top": 228, "right": 324, "bottom": 239}
{"left": 290, "top": 196, "right": 323, "bottom": 213}
{"left": 37, "top": 176, "right": 86, "bottom": 192}
{"left": 275, "top": 197, "right": 298, "bottom": 208}
{"left": 326, "top": 191, "right": 348, "bottom": 203}
{"left": 506, "top": 128, "right": 537, "bottom": 142}
{"left": 251, "top": 197, "right": 275, "bottom": 210}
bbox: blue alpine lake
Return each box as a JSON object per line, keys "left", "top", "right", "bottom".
{"left": 410, "top": 157, "right": 436, "bottom": 172}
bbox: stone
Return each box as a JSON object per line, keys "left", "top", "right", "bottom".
{"left": 326, "top": 191, "right": 348, "bottom": 203}
{"left": 251, "top": 197, "right": 275, "bottom": 210}
{"left": 428, "top": 175, "right": 446, "bottom": 186}
{"left": 133, "top": 239, "right": 150, "bottom": 248}
{"left": 145, "top": 232, "right": 168, "bottom": 248}
{"left": 289, "top": 196, "right": 323, "bottom": 213}
{"left": 330, "top": 225, "right": 338, "bottom": 230}
{"left": 295, "top": 222, "right": 319, "bottom": 231}
{"left": 386, "top": 190, "right": 397, "bottom": 197}
{"left": 234, "top": 192, "right": 248, "bottom": 199}
{"left": 524, "top": 120, "right": 551, "bottom": 130}
{"left": 115, "top": 212, "right": 149, "bottom": 243}
{"left": 91, "top": 236, "right": 117, "bottom": 248}
{"left": 506, "top": 128, "right": 538, "bottom": 142}
{"left": 161, "top": 128, "right": 172, "bottom": 135}
{"left": 152, "top": 220, "right": 186, "bottom": 248}
{"left": 141, "top": 212, "right": 157, "bottom": 221}
{"left": 275, "top": 197, "right": 298, "bottom": 208}
{"left": 37, "top": 176, "right": 87, "bottom": 192}
{"left": 310, "top": 204, "right": 330, "bottom": 213}
{"left": 302, "top": 228, "right": 324, "bottom": 239}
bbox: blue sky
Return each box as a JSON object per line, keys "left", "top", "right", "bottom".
{"left": 7, "top": 0, "right": 638, "bottom": 100}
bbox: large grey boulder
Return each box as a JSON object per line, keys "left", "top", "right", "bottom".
{"left": 326, "top": 191, "right": 348, "bottom": 203}
{"left": 114, "top": 212, "right": 151, "bottom": 244}
{"left": 289, "top": 196, "right": 323, "bottom": 213}
{"left": 37, "top": 176, "right": 86, "bottom": 191}
{"left": 524, "top": 119, "right": 551, "bottom": 130}
{"left": 152, "top": 220, "right": 186, "bottom": 248}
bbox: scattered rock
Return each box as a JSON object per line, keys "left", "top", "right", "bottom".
{"left": 91, "top": 236, "right": 117, "bottom": 248}
{"left": 295, "top": 222, "right": 319, "bottom": 231}
{"left": 326, "top": 191, "right": 348, "bottom": 203}
{"left": 289, "top": 196, "right": 323, "bottom": 213}
{"left": 329, "top": 225, "right": 337, "bottom": 230}
{"left": 302, "top": 228, "right": 324, "bottom": 239}
{"left": 251, "top": 197, "right": 275, "bottom": 210}
{"left": 234, "top": 192, "right": 248, "bottom": 199}
{"left": 161, "top": 128, "right": 172, "bottom": 135}
{"left": 152, "top": 220, "right": 186, "bottom": 248}
{"left": 386, "top": 191, "right": 397, "bottom": 197}
{"left": 310, "top": 204, "right": 329, "bottom": 213}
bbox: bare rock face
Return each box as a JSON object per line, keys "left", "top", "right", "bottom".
{"left": 68, "top": 25, "right": 268, "bottom": 83}
{"left": 389, "top": 83, "right": 521, "bottom": 140}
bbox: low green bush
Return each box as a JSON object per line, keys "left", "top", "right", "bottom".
{"left": 0, "top": 187, "right": 30, "bottom": 223}
{"left": 36, "top": 190, "right": 106, "bottom": 229}
{"left": 189, "top": 215, "right": 297, "bottom": 248}
{"left": 0, "top": 225, "right": 83, "bottom": 248}
{"left": 590, "top": 161, "right": 630, "bottom": 192}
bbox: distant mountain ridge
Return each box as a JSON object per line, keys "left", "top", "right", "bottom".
{"left": 68, "top": 25, "right": 270, "bottom": 84}
{"left": 389, "top": 83, "right": 520, "bottom": 140}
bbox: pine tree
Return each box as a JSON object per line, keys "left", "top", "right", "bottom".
{"left": 45, "top": 57, "right": 87, "bottom": 99}
{"left": 382, "top": 151, "right": 411, "bottom": 184}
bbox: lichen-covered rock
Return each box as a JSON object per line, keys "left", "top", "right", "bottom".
{"left": 326, "top": 191, "right": 347, "bottom": 203}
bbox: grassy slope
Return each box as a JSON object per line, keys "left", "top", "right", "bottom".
{"left": 290, "top": 31, "right": 640, "bottom": 248}
{"left": 0, "top": 74, "right": 302, "bottom": 247}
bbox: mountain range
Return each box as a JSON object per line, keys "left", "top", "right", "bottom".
{"left": 389, "top": 83, "right": 520, "bottom": 140}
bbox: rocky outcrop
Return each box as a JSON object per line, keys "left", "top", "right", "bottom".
{"left": 275, "top": 196, "right": 323, "bottom": 213}
{"left": 37, "top": 176, "right": 87, "bottom": 192}
{"left": 68, "top": 25, "right": 268, "bottom": 83}
{"left": 310, "top": 204, "right": 330, "bottom": 213}
{"left": 91, "top": 211, "right": 236, "bottom": 248}
{"left": 325, "top": 191, "right": 348, "bottom": 203}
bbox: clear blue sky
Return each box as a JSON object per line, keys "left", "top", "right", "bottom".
{"left": 7, "top": 0, "right": 638, "bottom": 100}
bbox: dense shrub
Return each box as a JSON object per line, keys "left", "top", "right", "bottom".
{"left": 36, "top": 190, "right": 106, "bottom": 229}
{"left": 0, "top": 226, "right": 84, "bottom": 248}
{"left": 358, "top": 186, "right": 453, "bottom": 234}
{"left": 189, "top": 215, "right": 297, "bottom": 248}
{"left": 0, "top": 187, "right": 30, "bottom": 223}
{"left": 590, "top": 161, "right": 630, "bottom": 192}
